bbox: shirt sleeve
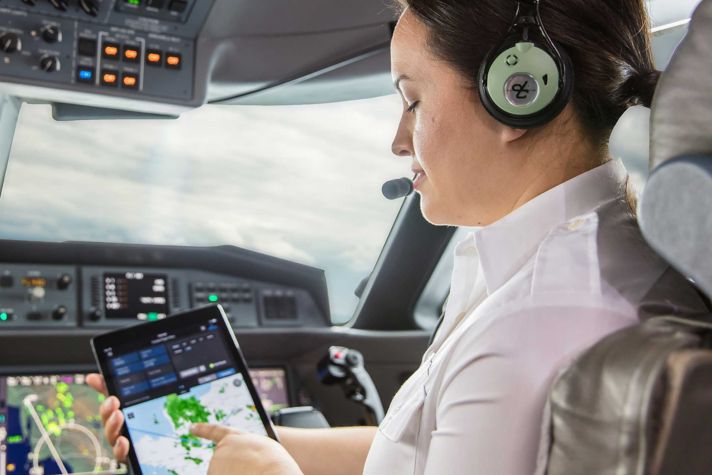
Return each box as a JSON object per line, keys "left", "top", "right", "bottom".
{"left": 422, "top": 304, "right": 636, "bottom": 475}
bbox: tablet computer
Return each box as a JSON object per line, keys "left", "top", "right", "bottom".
{"left": 91, "top": 305, "right": 277, "bottom": 475}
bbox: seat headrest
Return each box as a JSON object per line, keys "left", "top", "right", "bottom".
{"left": 640, "top": 0, "right": 712, "bottom": 296}
{"left": 649, "top": 0, "right": 712, "bottom": 168}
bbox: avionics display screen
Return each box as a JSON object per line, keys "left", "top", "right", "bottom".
{"left": 103, "top": 272, "right": 169, "bottom": 320}
{"left": 0, "top": 374, "right": 124, "bottom": 475}
{"left": 249, "top": 368, "right": 289, "bottom": 414}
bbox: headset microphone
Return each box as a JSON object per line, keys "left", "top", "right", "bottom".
{"left": 382, "top": 177, "right": 414, "bottom": 200}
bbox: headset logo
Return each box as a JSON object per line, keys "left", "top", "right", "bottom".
{"left": 504, "top": 73, "right": 539, "bottom": 107}
{"left": 511, "top": 81, "right": 531, "bottom": 99}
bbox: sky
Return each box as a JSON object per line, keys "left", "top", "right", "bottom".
{"left": 0, "top": 95, "right": 408, "bottom": 323}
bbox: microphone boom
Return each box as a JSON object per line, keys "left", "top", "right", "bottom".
{"left": 382, "top": 177, "right": 414, "bottom": 200}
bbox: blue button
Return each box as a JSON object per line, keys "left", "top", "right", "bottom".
{"left": 77, "top": 67, "right": 95, "bottom": 83}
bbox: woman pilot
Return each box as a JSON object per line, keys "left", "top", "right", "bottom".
{"left": 88, "top": 0, "right": 708, "bottom": 473}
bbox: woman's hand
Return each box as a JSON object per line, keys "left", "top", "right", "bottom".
{"left": 85, "top": 373, "right": 131, "bottom": 462}
{"left": 191, "top": 423, "right": 303, "bottom": 475}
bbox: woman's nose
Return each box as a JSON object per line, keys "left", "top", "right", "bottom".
{"left": 391, "top": 122, "right": 413, "bottom": 158}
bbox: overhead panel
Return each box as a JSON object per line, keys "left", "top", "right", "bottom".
{"left": 0, "top": 0, "right": 215, "bottom": 114}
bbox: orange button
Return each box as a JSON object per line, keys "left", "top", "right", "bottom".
{"left": 104, "top": 45, "right": 119, "bottom": 57}
{"left": 147, "top": 52, "right": 161, "bottom": 63}
{"left": 121, "top": 74, "right": 138, "bottom": 89}
{"left": 102, "top": 72, "right": 117, "bottom": 84}
{"left": 166, "top": 54, "right": 181, "bottom": 68}
{"left": 124, "top": 49, "right": 139, "bottom": 60}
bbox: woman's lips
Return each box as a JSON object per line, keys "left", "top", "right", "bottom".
{"left": 413, "top": 171, "right": 426, "bottom": 189}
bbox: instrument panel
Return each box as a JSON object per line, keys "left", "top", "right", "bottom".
{"left": 0, "top": 264, "right": 325, "bottom": 328}
{"left": 0, "top": 240, "right": 331, "bottom": 330}
{"left": 0, "top": 0, "right": 215, "bottom": 106}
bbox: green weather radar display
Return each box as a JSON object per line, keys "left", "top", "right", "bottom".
{"left": 0, "top": 374, "right": 125, "bottom": 475}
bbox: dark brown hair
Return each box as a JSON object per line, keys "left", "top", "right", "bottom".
{"left": 394, "top": 0, "right": 659, "bottom": 147}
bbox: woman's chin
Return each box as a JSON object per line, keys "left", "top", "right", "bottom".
{"left": 418, "top": 193, "right": 450, "bottom": 226}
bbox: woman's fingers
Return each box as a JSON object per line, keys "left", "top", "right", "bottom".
{"left": 104, "top": 407, "right": 125, "bottom": 448}
{"left": 99, "top": 395, "right": 120, "bottom": 425}
{"left": 85, "top": 373, "right": 130, "bottom": 462}
{"left": 113, "top": 436, "right": 130, "bottom": 462}
{"left": 190, "top": 423, "right": 235, "bottom": 443}
{"left": 86, "top": 373, "right": 108, "bottom": 396}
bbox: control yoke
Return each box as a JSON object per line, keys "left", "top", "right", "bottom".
{"left": 317, "top": 346, "right": 384, "bottom": 425}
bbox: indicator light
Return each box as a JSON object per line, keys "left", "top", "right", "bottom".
{"left": 104, "top": 45, "right": 119, "bottom": 57}
{"left": 126, "top": 0, "right": 140, "bottom": 5}
{"left": 148, "top": 312, "right": 158, "bottom": 321}
{"left": 101, "top": 70, "right": 118, "bottom": 86}
{"left": 146, "top": 51, "right": 162, "bottom": 65}
{"left": 0, "top": 312, "right": 8, "bottom": 321}
{"left": 208, "top": 294, "right": 219, "bottom": 302}
{"left": 124, "top": 48, "right": 138, "bottom": 60}
{"left": 165, "top": 53, "right": 181, "bottom": 69}
{"left": 122, "top": 74, "right": 138, "bottom": 88}
{"left": 77, "top": 66, "right": 95, "bottom": 84}
{"left": 7, "top": 463, "right": 15, "bottom": 472}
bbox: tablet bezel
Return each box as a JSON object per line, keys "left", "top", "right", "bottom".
{"left": 91, "top": 304, "right": 278, "bottom": 475}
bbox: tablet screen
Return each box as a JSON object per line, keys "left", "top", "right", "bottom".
{"left": 93, "top": 306, "right": 275, "bottom": 475}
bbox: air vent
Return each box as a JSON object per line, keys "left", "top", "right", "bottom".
{"left": 90, "top": 276, "right": 100, "bottom": 307}
{"left": 171, "top": 278, "right": 180, "bottom": 310}
{"left": 263, "top": 291, "right": 297, "bottom": 320}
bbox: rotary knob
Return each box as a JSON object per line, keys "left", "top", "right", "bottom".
{"left": 41, "top": 25, "right": 61, "bottom": 44}
{"left": 0, "top": 33, "right": 21, "bottom": 53}
{"left": 79, "top": 0, "right": 99, "bottom": 17}
{"left": 52, "top": 305, "right": 68, "bottom": 321}
{"left": 57, "top": 273, "right": 72, "bottom": 290}
{"left": 48, "top": 0, "right": 68, "bottom": 11}
{"left": 88, "top": 307, "right": 102, "bottom": 321}
{"left": 40, "top": 55, "right": 61, "bottom": 73}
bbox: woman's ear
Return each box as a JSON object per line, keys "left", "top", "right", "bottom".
{"left": 500, "top": 126, "right": 528, "bottom": 143}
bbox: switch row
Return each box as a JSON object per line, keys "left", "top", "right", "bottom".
{"left": 76, "top": 66, "right": 140, "bottom": 89}
{"left": 77, "top": 37, "right": 182, "bottom": 69}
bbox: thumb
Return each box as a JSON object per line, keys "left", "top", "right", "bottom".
{"left": 190, "top": 423, "right": 233, "bottom": 443}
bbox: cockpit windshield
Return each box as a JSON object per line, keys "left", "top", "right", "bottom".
{"left": 0, "top": 94, "right": 406, "bottom": 324}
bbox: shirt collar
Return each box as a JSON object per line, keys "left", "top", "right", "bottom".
{"left": 455, "top": 159, "right": 628, "bottom": 295}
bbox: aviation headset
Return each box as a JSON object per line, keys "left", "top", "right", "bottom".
{"left": 477, "top": 0, "right": 574, "bottom": 128}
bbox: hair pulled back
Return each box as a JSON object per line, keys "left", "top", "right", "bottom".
{"left": 395, "top": 0, "right": 659, "bottom": 146}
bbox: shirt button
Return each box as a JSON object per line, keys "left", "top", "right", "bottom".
{"left": 567, "top": 217, "right": 586, "bottom": 231}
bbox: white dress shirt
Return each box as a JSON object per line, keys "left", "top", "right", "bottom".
{"left": 362, "top": 159, "right": 706, "bottom": 475}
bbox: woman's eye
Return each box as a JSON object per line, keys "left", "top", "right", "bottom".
{"left": 407, "top": 101, "right": 419, "bottom": 113}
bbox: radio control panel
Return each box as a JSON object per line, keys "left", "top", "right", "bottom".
{"left": 0, "top": 0, "right": 214, "bottom": 106}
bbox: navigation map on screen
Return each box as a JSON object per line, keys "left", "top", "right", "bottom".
{"left": 97, "top": 313, "right": 273, "bottom": 475}
{"left": 0, "top": 374, "right": 124, "bottom": 475}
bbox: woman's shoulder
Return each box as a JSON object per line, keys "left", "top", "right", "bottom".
{"left": 529, "top": 197, "right": 707, "bottom": 320}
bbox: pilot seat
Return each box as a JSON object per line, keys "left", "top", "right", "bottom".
{"left": 537, "top": 0, "right": 712, "bottom": 473}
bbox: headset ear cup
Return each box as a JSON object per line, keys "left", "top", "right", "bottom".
{"left": 478, "top": 38, "right": 573, "bottom": 129}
